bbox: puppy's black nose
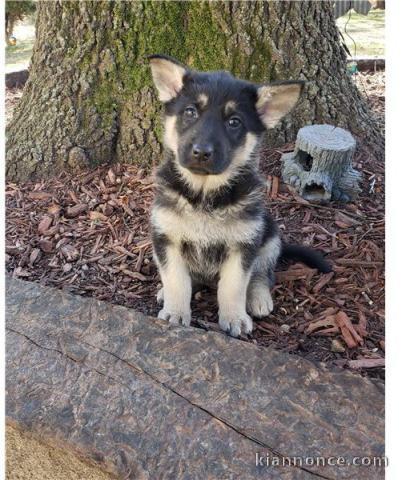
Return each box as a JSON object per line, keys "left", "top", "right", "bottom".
{"left": 192, "top": 143, "right": 214, "bottom": 162}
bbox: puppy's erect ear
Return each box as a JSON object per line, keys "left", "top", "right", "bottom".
{"left": 148, "top": 54, "right": 187, "bottom": 103}
{"left": 256, "top": 81, "right": 304, "bottom": 129}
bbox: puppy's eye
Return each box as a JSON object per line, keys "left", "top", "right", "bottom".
{"left": 184, "top": 106, "right": 198, "bottom": 119}
{"left": 228, "top": 116, "right": 242, "bottom": 128}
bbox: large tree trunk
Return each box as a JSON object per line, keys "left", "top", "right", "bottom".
{"left": 6, "top": 0, "right": 383, "bottom": 182}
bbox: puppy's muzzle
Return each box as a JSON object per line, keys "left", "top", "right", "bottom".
{"left": 188, "top": 143, "right": 215, "bottom": 174}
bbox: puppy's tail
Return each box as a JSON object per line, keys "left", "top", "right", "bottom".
{"left": 280, "top": 244, "right": 332, "bottom": 273}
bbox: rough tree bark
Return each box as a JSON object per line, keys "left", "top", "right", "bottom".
{"left": 6, "top": 0, "right": 383, "bottom": 182}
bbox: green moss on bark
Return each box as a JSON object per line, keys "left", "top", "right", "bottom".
{"left": 78, "top": 1, "right": 275, "bottom": 118}
{"left": 7, "top": 0, "right": 383, "bottom": 182}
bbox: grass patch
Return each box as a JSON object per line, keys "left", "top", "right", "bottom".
{"left": 5, "top": 9, "right": 384, "bottom": 73}
{"left": 336, "top": 9, "right": 384, "bottom": 57}
{"left": 6, "top": 19, "right": 35, "bottom": 72}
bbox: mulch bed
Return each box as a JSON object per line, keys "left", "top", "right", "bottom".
{"left": 5, "top": 72, "right": 385, "bottom": 380}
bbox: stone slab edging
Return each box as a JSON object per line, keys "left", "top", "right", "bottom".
{"left": 6, "top": 278, "right": 384, "bottom": 479}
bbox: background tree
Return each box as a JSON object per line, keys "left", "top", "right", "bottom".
{"left": 6, "top": 0, "right": 383, "bottom": 182}
{"left": 5, "top": 0, "right": 36, "bottom": 45}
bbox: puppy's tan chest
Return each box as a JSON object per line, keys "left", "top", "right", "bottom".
{"left": 152, "top": 204, "right": 261, "bottom": 247}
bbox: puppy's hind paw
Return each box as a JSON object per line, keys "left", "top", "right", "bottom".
{"left": 158, "top": 308, "right": 191, "bottom": 327}
{"left": 219, "top": 311, "right": 253, "bottom": 338}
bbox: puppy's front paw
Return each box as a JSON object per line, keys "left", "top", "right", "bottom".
{"left": 247, "top": 287, "right": 274, "bottom": 318}
{"left": 158, "top": 308, "right": 191, "bottom": 327}
{"left": 219, "top": 311, "right": 253, "bottom": 337}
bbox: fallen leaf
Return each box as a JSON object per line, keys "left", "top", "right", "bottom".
{"left": 305, "top": 315, "right": 339, "bottom": 335}
{"left": 107, "top": 168, "right": 116, "bottom": 185}
{"left": 27, "top": 191, "right": 52, "bottom": 200}
{"left": 335, "top": 220, "right": 352, "bottom": 229}
{"left": 89, "top": 211, "right": 108, "bottom": 222}
{"left": 68, "top": 190, "right": 79, "bottom": 204}
{"left": 347, "top": 358, "right": 385, "bottom": 369}
{"left": 38, "top": 215, "right": 53, "bottom": 234}
{"left": 331, "top": 339, "right": 345, "bottom": 353}
{"left": 102, "top": 204, "right": 114, "bottom": 216}
{"left": 139, "top": 176, "right": 154, "bottom": 185}
{"left": 29, "top": 248, "right": 41, "bottom": 266}
{"left": 39, "top": 239, "right": 53, "bottom": 253}
{"left": 6, "top": 245, "right": 23, "bottom": 256}
{"left": 122, "top": 269, "right": 150, "bottom": 281}
{"left": 335, "top": 211, "right": 360, "bottom": 227}
{"left": 13, "top": 267, "right": 31, "bottom": 278}
{"left": 63, "top": 263, "right": 73, "bottom": 273}
{"left": 65, "top": 204, "right": 87, "bottom": 218}
{"left": 257, "top": 322, "right": 282, "bottom": 334}
{"left": 117, "top": 197, "right": 134, "bottom": 217}
{"left": 48, "top": 204, "right": 61, "bottom": 216}
{"left": 61, "top": 244, "right": 80, "bottom": 262}
{"left": 355, "top": 311, "right": 368, "bottom": 338}
{"left": 42, "top": 225, "right": 58, "bottom": 237}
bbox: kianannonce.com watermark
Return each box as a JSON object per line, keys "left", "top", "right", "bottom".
{"left": 255, "top": 453, "right": 388, "bottom": 468}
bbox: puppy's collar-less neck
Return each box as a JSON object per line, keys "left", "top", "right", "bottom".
{"left": 156, "top": 154, "right": 263, "bottom": 211}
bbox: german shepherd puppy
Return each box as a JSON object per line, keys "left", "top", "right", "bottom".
{"left": 149, "top": 54, "right": 331, "bottom": 337}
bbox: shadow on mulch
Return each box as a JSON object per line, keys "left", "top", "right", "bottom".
{"left": 5, "top": 72, "right": 385, "bottom": 381}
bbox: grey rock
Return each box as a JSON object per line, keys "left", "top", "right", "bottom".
{"left": 6, "top": 279, "right": 384, "bottom": 479}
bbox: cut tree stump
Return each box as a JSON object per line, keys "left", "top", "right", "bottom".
{"left": 282, "top": 124, "right": 361, "bottom": 203}
{"left": 6, "top": 278, "right": 384, "bottom": 479}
